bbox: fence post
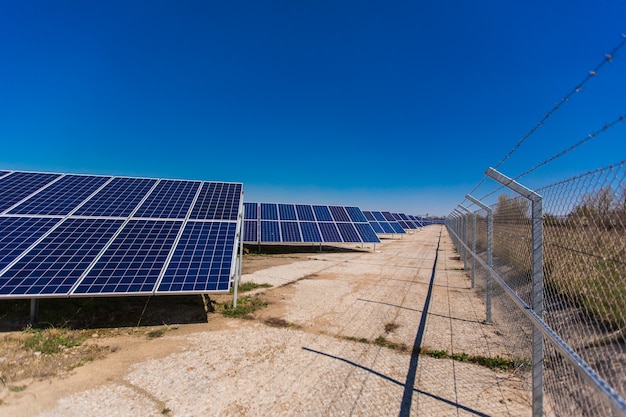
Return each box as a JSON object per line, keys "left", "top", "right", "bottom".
{"left": 454, "top": 208, "right": 468, "bottom": 270}
{"left": 466, "top": 194, "right": 493, "bottom": 324}
{"left": 459, "top": 205, "right": 475, "bottom": 289}
{"left": 485, "top": 167, "right": 543, "bottom": 417}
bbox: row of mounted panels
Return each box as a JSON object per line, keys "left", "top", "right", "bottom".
{"left": 0, "top": 170, "right": 244, "bottom": 298}
{"left": 0, "top": 171, "right": 241, "bottom": 220}
{"left": 243, "top": 203, "right": 380, "bottom": 243}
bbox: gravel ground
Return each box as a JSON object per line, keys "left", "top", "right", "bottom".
{"left": 11, "top": 226, "right": 531, "bottom": 416}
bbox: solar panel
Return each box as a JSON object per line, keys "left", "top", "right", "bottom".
{"left": 73, "top": 177, "right": 157, "bottom": 217}
{"left": 0, "top": 217, "right": 61, "bottom": 270}
{"left": 157, "top": 221, "right": 236, "bottom": 293}
{"left": 0, "top": 169, "right": 244, "bottom": 299}
{"left": 244, "top": 202, "right": 258, "bottom": 220}
{"left": 0, "top": 172, "right": 61, "bottom": 213}
{"left": 243, "top": 220, "right": 258, "bottom": 242}
{"left": 0, "top": 218, "right": 124, "bottom": 296}
{"left": 73, "top": 220, "right": 181, "bottom": 295}
{"left": 278, "top": 204, "right": 297, "bottom": 220}
{"left": 8, "top": 175, "right": 111, "bottom": 216}
{"left": 134, "top": 179, "right": 200, "bottom": 219}
{"left": 243, "top": 203, "right": 380, "bottom": 244}
{"left": 363, "top": 210, "right": 407, "bottom": 235}
{"left": 189, "top": 182, "right": 241, "bottom": 220}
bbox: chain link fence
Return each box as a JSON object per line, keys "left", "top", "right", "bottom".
{"left": 446, "top": 161, "right": 626, "bottom": 416}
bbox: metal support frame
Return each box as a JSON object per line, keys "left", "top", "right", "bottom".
{"left": 30, "top": 298, "right": 39, "bottom": 324}
{"left": 485, "top": 167, "right": 544, "bottom": 417}
{"left": 466, "top": 194, "right": 493, "bottom": 324}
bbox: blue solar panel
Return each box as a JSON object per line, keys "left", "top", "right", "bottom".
{"left": 73, "top": 177, "right": 157, "bottom": 217}
{"left": 0, "top": 171, "right": 9, "bottom": 178}
{"left": 318, "top": 223, "right": 342, "bottom": 242}
{"left": 244, "top": 202, "right": 258, "bottom": 220}
{"left": 8, "top": 175, "right": 111, "bottom": 216}
{"left": 300, "top": 222, "right": 322, "bottom": 242}
{"left": 380, "top": 222, "right": 395, "bottom": 233}
{"left": 244, "top": 220, "right": 258, "bottom": 242}
{"left": 369, "top": 221, "right": 384, "bottom": 234}
{"left": 135, "top": 179, "right": 200, "bottom": 219}
{"left": 0, "top": 219, "right": 124, "bottom": 296}
{"left": 336, "top": 223, "right": 360, "bottom": 242}
{"left": 260, "top": 203, "right": 278, "bottom": 220}
{"left": 260, "top": 221, "right": 281, "bottom": 242}
{"left": 278, "top": 204, "right": 297, "bottom": 220}
{"left": 313, "top": 205, "right": 333, "bottom": 221}
{"left": 345, "top": 207, "right": 368, "bottom": 222}
{"left": 372, "top": 211, "right": 386, "bottom": 221}
{"left": 382, "top": 212, "right": 395, "bottom": 221}
{"left": 280, "top": 221, "right": 301, "bottom": 242}
{"left": 189, "top": 182, "right": 242, "bottom": 220}
{"left": 158, "top": 221, "right": 236, "bottom": 293}
{"left": 329, "top": 206, "right": 351, "bottom": 222}
{"left": 390, "top": 222, "right": 406, "bottom": 233}
{"left": 296, "top": 204, "right": 315, "bottom": 221}
{"left": 73, "top": 220, "right": 182, "bottom": 295}
{"left": 397, "top": 220, "right": 409, "bottom": 229}
{"left": 362, "top": 211, "right": 376, "bottom": 221}
{"left": 0, "top": 217, "right": 61, "bottom": 270}
{"left": 354, "top": 223, "right": 380, "bottom": 242}
{"left": 0, "top": 172, "right": 61, "bottom": 213}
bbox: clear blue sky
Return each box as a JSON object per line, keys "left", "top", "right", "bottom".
{"left": 1, "top": 1, "right": 624, "bottom": 216}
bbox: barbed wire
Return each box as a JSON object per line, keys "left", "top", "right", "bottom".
{"left": 459, "top": 34, "right": 626, "bottom": 212}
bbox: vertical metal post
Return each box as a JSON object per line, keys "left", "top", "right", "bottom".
{"left": 30, "top": 298, "right": 39, "bottom": 324}
{"left": 486, "top": 167, "right": 543, "bottom": 417}
{"left": 466, "top": 194, "right": 493, "bottom": 324}
{"left": 459, "top": 205, "right": 475, "bottom": 289}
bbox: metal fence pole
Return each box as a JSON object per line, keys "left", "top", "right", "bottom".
{"left": 486, "top": 167, "right": 543, "bottom": 417}
{"left": 466, "top": 194, "right": 493, "bottom": 324}
{"left": 459, "top": 205, "right": 475, "bottom": 289}
{"left": 454, "top": 208, "right": 468, "bottom": 270}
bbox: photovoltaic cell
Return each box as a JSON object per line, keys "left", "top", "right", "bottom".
{"left": 260, "top": 221, "right": 281, "bottom": 242}
{"left": 278, "top": 204, "right": 297, "bottom": 220}
{"left": 390, "top": 222, "right": 406, "bottom": 233}
{"left": 260, "top": 203, "right": 278, "bottom": 220}
{"left": 244, "top": 220, "right": 258, "bottom": 242}
{"left": 280, "top": 221, "right": 301, "bottom": 242}
{"left": 8, "top": 175, "right": 110, "bottom": 216}
{"left": 244, "top": 202, "right": 258, "bottom": 220}
{"left": 0, "top": 172, "right": 61, "bottom": 213}
{"left": 296, "top": 204, "right": 315, "bottom": 221}
{"left": 134, "top": 180, "right": 200, "bottom": 219}
{"left": 0, "top": 217, "right": 61, "bottom": 270}
{"left": 380, "top": 222, "right": 395, "bottom": 233}
{"left": 319, "top": 223, "right": 342, "bottom": 242}
{"left": 300, "top": 222, "right": 322, "bottom": 242}
{"left": 189, "top": 182, "right": 241, "bottom": 220}
{"left": 336, "top": 223, "right": 360, "bottom": 242}
{"left": 158, "top": 221, "right": 236, "bottom": 293}
{"left": 73, "top": 220, "right": 182, "bottom": 295}
{"left": 382, "top": 212, "right": 395, "bottom": 221}
{"left": 313, "top": 205, "right": 333, "bottom": 221}
{"left": 74, "top": 177, "right": 157, "bottom": 217}
{"left": 0, "top": 219, "right": 124, "bottom": 296}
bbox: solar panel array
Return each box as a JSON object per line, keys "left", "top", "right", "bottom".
{"left": 362, "top": 211, "right": 407, "bottom": 234}
{"left": 0, "top": 170, "right": 243, "bottom": 298}
{"left": 244, "top": 203, "right": 380, "bottom": 244}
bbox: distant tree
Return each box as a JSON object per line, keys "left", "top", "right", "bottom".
{"left": 494, "top": 194, "right": 530, "bottom": 224}
{"left": 570, "top": 186, "right": 624, "bottom": 230}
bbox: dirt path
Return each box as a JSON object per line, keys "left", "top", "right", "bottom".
{"left": 2, "top": 226, "right": 531, "bottom": 416}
